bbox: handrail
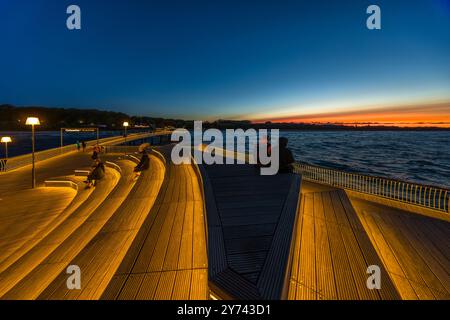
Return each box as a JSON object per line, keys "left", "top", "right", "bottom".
{"left": 103, "top": 131, "right": 173, "bottom": 155}
{"left": 0, "top": 133, "right": 153, "bottom": 173}
{"left": 293, "top": 162, "right": 450, "bottom": 214}
{"left": 104, "top": 145, "right": 140, "bottom": 154}
{"left": 105, "top": 161, "right": 122, "bottom": 174}
{"left": 45, "top": 180, "right": 79, "bottom": 191}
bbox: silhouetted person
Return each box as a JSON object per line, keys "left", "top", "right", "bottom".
{"left": 134, "top": 149, "right": 150, "bottom": 180}
{"left": 278, "top": 137, "right": 295, "bottom": 174}
{"left": 84, "top": 159, "right": 105, "bottom": 188}
{"left": 81, "top": 141, "right": 87, "bottom": 152}
{"left": 91, "top": 145, "right": 100, "bottom": 160}
{"left": 76, "top": 140, "right": 81, "bottom": 151}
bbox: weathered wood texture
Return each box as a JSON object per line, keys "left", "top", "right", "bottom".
{"left": 101, "top": 146, "right": 208, "bottom": 300}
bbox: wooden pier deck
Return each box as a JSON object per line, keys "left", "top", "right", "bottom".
{"left": 101, "top": 147, "right": 208, "bottom": 300}
{"left": 1, "top": 138, "right": 449, "bottom": 300}
{"left": 351, "top": 196, "right": 450, "bottom": 300}
{"left": 290, "top": 181, "right": 449, "bottom": 300}
{"left": 288, "top": 188, "right": 400, "bottom": 300}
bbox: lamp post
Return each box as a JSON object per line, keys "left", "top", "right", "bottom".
{"left": 123, "top": 122, "right": 129, "bottom": 144}
{"left": 26, "top": 117, "right": 40, "bottom": 189}
{"left": 1, "top": 137, "right": 12, "bottom": 159}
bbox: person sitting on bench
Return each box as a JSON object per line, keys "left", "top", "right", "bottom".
{"left": 84, "top": 159, "right": 105, "bottom": 188}
{"left": 278, "top": 137, "right": 295, "bottom": 174}
{"left": 134, "top": 149, "right": 150, "bottom": 180}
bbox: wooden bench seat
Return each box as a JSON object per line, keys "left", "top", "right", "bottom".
{"left": 0, "top": 161, "right": 129, "bottom": 299}
{"left": 0, "top": 187, "right": 78, "bottom": 271}
{"left": 37, "top": 154, "right": 165, "bottom": 300}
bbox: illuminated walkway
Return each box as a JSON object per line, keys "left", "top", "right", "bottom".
{"left": 101, "top": 147, "right": 208, "bottom": 300}
{"left": 288, "top": 181, "right": 450, "bottom": 300}
{"left": 288, "top": 187, "right": 399, "bottom": 300}
{"left": 0, "top": 134, "right": 174, "bottom": 300}
{"left": 351, "top": 195, "right": 450, "bottom": 299}
{"left": 1, "top": 139, "right": 448, "bottom": 300}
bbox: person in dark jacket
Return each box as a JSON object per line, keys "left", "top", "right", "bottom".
{"left": 278, "top": 137, "right": 295, "bottom": 174}
{"left": 134, "top": 149, "right": 150, "bottom": 179}
{"left": 84, "top": 159, "right": 105, "bottom": 188}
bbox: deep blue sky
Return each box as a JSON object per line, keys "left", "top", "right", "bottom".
{"left": 1, "top": 0, "right": 449, "bottom": 121}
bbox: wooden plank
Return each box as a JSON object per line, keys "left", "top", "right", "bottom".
{"left": 135, "top": 273, "right": 161, "bottom": 300}
{"left": 288, "top": 197, "right": 304, "bottom": 299}
{"left": 100, "top": 275, "right": 127, "bottom": 300}
{"left": 193, "top": 200, "right": 208, "bottom": 270}
{"left": 163, "top": 201, "right": 187, "bottom": 271}
{"left": 153, "top": 271, "right": 176, "bottom": 300}
{"left": 321, "top": 192, "right": 338, "bottom": 224}
{"left": 297, "top": 195, "right": 316, "bottom": 299}
{"left": 314, "top": 208, "right": 337, "bottom": 299}
{"left": 172, "top": 270, "right": 192, "bottom": 300}
{"left": 371, "top": 212, "right": 437, "bottom": 299}
{"left": 325, "top": 223, "right": 359, "bottom": 300}
{"left": 117, "top": 274, "right": 144, "bottom": 300}
{"left": 190, "top": 269, "right": 208, "bottom": 300}
{"left": 131, "top": 203, "right": 170, "bottom": 274}
{"left": 403, "top": 220, "right": 450, "bottom": 292}
{"left": 381, "top": 212, "right": 449, "bottom": 298}
{"left": 178, "top": 201, "right": 194, "bottom": 270}
{"left": 146, "top": 202, "right": 178, "bottom": 272}
{"left": 329, "top": 191, "right": 351, "bottom": 228}
{"left": 339, "top": 227, "right": 380, "bottom": 300}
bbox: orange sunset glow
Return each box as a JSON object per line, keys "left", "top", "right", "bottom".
{"left": 251, "top": 101, "right": 450, "bottom": 128}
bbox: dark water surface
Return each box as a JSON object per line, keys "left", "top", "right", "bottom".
{"left": 281, "top": 131, "right": 450, "bottom": 189}
{"left": 1, "top": 130, "right": 449, "bottom": 188}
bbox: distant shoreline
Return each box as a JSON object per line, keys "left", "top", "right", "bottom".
{"left": 1, "top": 104, "right": 449, "bottom": 131}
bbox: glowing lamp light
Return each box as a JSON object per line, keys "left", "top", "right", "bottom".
{"left": 26, "top": 117, "right": 40, "bottom": 126}
{"left": 123, "top": 122, "right": 129, "bottom": 127}
{"left": 1, "top": 137, "right": 12, "bottom": 143}
{"left": 26, "top": 117, "right": 40, "bottom": 188}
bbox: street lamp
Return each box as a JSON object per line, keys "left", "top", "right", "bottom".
{"left": 1, "top": 137, "right": 12, "bottom": 159}
{"left": 26, "top": 117, "right": 40, "bottom": 188}
{"left": 123, "top": 121, "right": 129, "bottom": 144}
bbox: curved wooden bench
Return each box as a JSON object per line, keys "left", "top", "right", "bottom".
{"left": 0, "top": 187, "right": 78, "bottom": 270}
{"left": 37, "top": 154, "right": 165, "bottom": 300}
{"left": 0, "top": 177, "right": 92, "bottom": 274}
{"left": 0, "top": 163, "right": 125, "bottom": 299}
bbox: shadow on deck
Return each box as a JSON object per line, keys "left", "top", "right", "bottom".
{"left": 199, "top": 163, "right": 301, "bottom": 299}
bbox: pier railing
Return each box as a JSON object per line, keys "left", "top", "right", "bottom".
{"left": 0, "top": 133, "right": 153, "bottom": 173}
{"left": 293, "top": 162, "right": 449, "bottom": 214}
